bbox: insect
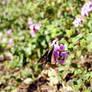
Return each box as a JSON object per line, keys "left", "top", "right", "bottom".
{"left": 38, "top": 40, "right": 58, "bottom": 68}
{"left": 38, "top": 46, "right": 54, "bottom": 65}
{"left": 38, "top": 39, "right": 68, "bottom": 67}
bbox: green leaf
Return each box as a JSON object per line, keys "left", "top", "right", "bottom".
{"left": 72, "top": 34, "right": 83, "bottom": 44}
{"left": 86, "top": 33, "right": 92, "bottom": 42}
{"left": 71, "top": 63, "right": 78, "bottom": 68}
{"left": 87, "top": 42, "right": 92, "bottom": 50}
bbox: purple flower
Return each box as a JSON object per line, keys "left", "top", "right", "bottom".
{"left": 58, "top": 60, "right": 64, "bottom": 64}
{"left": 60, "top": 52, "right": 68, "bottom": 58}
{"left": 60, "top": 45, "right": 65, "bottom": 50}
{"left": 7, "top": 29, "right": 12, "bottom": 35}
{"left": 53, "top": 50, "right": 59, "bottom": 63}
{"left": 52, "top": 40, "right": 68, "bottom": 64}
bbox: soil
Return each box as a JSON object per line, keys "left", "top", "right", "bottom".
{"left": 1, "top": 52, "right": 92, "bottom": 92}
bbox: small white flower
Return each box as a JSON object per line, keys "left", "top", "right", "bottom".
{"left": 35, "top": 23, "right": 41, "bottom": 30}
{"left": 73, "top": 17, "right": 84, "bottom": 27}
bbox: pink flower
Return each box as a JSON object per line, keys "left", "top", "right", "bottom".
{"left": 29, "top": 23, "right": 41, "bottom": 37}
{"left": 81, "top": 1, "right": 92, "bottom": 17}
{"left": 73, "top": 1, "right": 92, "bottom": 27}
{"left": 1, "top": 1, "right": 5, "bottom": 5}
{"left": 8, "top": 39, "right": 13, "bottom": 46}
{"left": 30, "top": 30, "right": 36, "bottom": 37}
{"left": 81, "top": 9, "right": 89, "bottom": 17}
{"left": 7, "top": 29, "right": 12, "bottom": 35}
{"left": 28, "top": 17, "right": 41, "bottom": 37}
{"left": 72, "top": 17, "right": 84, "bottom": 27}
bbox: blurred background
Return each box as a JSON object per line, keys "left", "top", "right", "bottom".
{"left": 1, "top": 0, "right": 92, "bottom": 92}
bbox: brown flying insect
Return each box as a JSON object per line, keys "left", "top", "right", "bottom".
{"left": 38, "top": 40, "right": 58, "bottom": 68}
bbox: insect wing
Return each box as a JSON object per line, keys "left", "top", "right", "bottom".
{"left": 38, "top": 49, "right": 49, "bottom": 64}
{"left": 47, "top": 47, "right": 54, "bottom": 63}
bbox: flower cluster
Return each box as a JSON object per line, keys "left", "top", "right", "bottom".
{"left": 28, "top": 18, "right": 41, "bottom": 37}
{"left": 52, "top": 40, "right": 68, "bottom": 64}
{"left": 73, "top": 1, "right": 92, "bottom": 27}
{"left": 72, "top": 17, "right": 84, "bottom": 27}
{"left": 81, "top": 1, "right": 92, "bottom": 17}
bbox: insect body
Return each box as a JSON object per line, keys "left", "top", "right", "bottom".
{"left": 38, "top": 46, "right": 54, "bottom": 66}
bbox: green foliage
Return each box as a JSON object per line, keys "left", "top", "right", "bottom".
{"left": 0, "top": 0, "right": 92, "bottom": 91}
